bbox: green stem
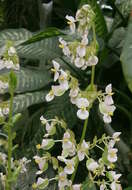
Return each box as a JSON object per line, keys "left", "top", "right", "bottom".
{"left": 90, "top": 66, "right": 95, "bottom": 90}
{"left": 6, "top": 89, "right": 14, "bottom": 190}
{"left": 71, "top": 23, "right": 97, "bottom": 183}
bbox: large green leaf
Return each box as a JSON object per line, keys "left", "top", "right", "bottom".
{"left": 0, "top": 91, "right": 47, "bottom": 114}
{"left": 0, "top": 68, "right": 51, "bottom": 94}
{"left": 23, "top": 27, "right": 65, "bottom": 45}
{"left": 0, "top": 28, "right": 62, "bottom": 62}
{"left": 0, "top": 28, "right": 32, "bottom": 48}
{"left": 120, "top": 18, "right": 132, "bottom": 93}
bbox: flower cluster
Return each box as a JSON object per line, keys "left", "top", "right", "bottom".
{"left": 0, "top": 45, "right": 20, "bottom": 71}
{"left": 33, "top": 115, "right": 122, "bottom": 190}
{"left": 58, "top": 4, "right": 98, "bottom": 71}
{"left": 46, "top": 60, "right": 90, "bottom": 120}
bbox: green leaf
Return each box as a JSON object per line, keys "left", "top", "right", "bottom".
{"left": 0, "top": 28, "right": 32, "bottom": 50}
{"left": 124, "top": 187, "right": 132, "bottom": 190}
{"left": 22, "top": 27, "right": 65, "bottom": 45}
{"left": 0, "top": 68, "right": 51, "bottom": 94}
{"left": 10, "top": 91, "right": 47, "bottom": 114}
{"left": 120, "top": 18, "right": 132, "bottom": 93}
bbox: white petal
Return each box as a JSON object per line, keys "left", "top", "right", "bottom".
{"left": 76, "top": 98, "right": 89, "bottom": 108}
{"left": 52, "top": 60, "right": 60, "bottom": 70}
{"left": 75, "top": 57, "right": 85, "bottom": 68}
{"left": 103, "top": 114, "right": 112, "bottom": 123}
{"left": 52, "top": 85, "right": 65, "bottom": 96}
{"left": 104, "top": 95, "right": 114, "bottom": 105}
{"left": 78, "top": 150, "right": 85, "bottom": 161}
{"left": 105, "top": 84, "right": 112, "bottom": 94}
{"left": 76, "top": 45, "right": 86, "bottom": 57}
{"left": 66, "top": 15, "right": 76, "bottom": 22}
{"left": 77, "top": 109, "right": 89, "bottom": 120}
{"left": 87, "top": 56, "right": 98, "bottom": 66}
{"left": 54, "top": 72, "right": 59, "bottom": 82}
{"left": 45, "top": 91, "right": 54, "bottom": 102}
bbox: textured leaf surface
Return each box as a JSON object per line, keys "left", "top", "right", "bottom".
{"left": 0, "top": 28, "right": 32, "bottom": 48}
{"left": 23, "top": 27, "right": 65, "bottom": 45}
{"left": 0, "top": 68, "right": 51, "bottom": 94}
{"left": 9, "top": 91, "right": 47, "bottom": 114}
{"left": 120, "top": 18, "right": 132, "bottom": 93}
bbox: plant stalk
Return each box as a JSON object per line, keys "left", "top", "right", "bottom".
{"left": 6, "top": 89, "right": 14, "bottom": 190}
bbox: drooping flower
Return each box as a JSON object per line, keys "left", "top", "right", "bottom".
{"left": 58, "top": 171, "right": 71, "bottom": 189}
{"left": 77, "top": 140, "right": 89, "bottom": 161}
{"left": 72, "top": 184, "right": 82, "bottom": 190}
{"left": 59, "top": 37, "right": 71, "bottom": 57}
{"left": 107, "top": 148, "right": 118, "bottom": 163}
{"left": 66, "top": 15, "right": 76, "bottom": 33}
{"left": 8, "top": 47, "right": 16, "bottom": 56}
{"left": 86, "top": 159, "right": 99, "bottom": 172}
{"left": 64, "top": 159, "right": 75, "bottom": 174}
{"left": 51, "top": 60, "right": 60, "bottom": 82}
{"left": 76, "top": 98, "right": 89, "bottom": 120}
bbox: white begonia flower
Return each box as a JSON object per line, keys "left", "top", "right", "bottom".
{"left": 2, "top": 107, "right": 9, "bottom": 115}
{"left": 40, "top": 116, "right": 47, "bottom": 125}
{"left": 64, "top": 159, "right": 75, "bottom": 174}
{"left": 87, "top": 55, "right": 98, "bottom": 66}
{"left": 72, "top": 184, "right": 82, "bottom": 190}
{"left": 99, "top": 102, "right": 116, "bottom": 123}
{"left": 59, "top": 37, "right": 71, "bottom": 57}
{"left": 105, "top": 84, "right": 113, "bottom": 95}
{"left": 62, "top": 131, "right": 76, "bottom": 157}
{"left": 58, "top": 171, "right": 71, "bottom": 189}
{"left": 4, "top": 60, "right": 14, "bottom": 69}
{"left": 58, "top": 70, "right": 69, "bottom": 90}
{"left": 109, "top": 171, "right": 122, "bottom": 181}
{"left": 74, "top": 57, "right": 85, "bottom": 68}
{"left": 107, "top": 148, "right": 118, "bottom": 163}
{"left": 45, "top": 89, "right": 54, "bottom": 102}
{"left": 100, "top": 184, "right": 106, "bottom": 190}
{"left": 104, "top": 95, "right": 114, "bottom": 105}
{"left": 76, "top": 98, "right": 89, "bottom": 120}
{"left": 66, "top": 15, "right": 76, "bottom": 33}
{"left": 108, "top": 140, "right": 115, "bottom": 149}
{"left": 19, "top": 157, "right": 31, "bottom": 173}
{"left": 78, "top": 140, "right": 89, "bottom": 161}
{"left": 33, "top": 156, "right": 46, "bottom": 171}
{"left": 36, "top": 177, "right": 45, "bottom": 186}
{"left": 76, "top": 44, "right": 86, "bottom": 58}
{"left": 70, "top": 96, "right": 78, "bottom": 105}
{"left": 112, "top": 132, "right": 121, "bottom": 142}
{"left": 86, "top": 159, "right": 99, "bottom": 172}
{"left": 0, "top": 80, "right": 8, "bottom": 94}
{"left": 103, "top": 114, "right": 112, "bottom": 123}
{"left": 52, "top": 60, "right": 60, "bottom": 82}
{"left": 52, "top": 85, "right": 66, "bottom": 96}
{"left": 69, "top": 87, "right": 79, "bottom": 98}
{"left": 110, "top": 182, "right": 122, "bottom": 190}
{"left": 8, "top": 47, "right": 16, "bottom": 56}
{"left": 81, "top": 33, "right": 89, "bottom": 45}
{"left": 0, "top": 153, "right": 7, "bottom": 165}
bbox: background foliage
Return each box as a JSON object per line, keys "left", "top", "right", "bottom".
{"left": 0, "top": 0, "right": 132, "bottom": 189}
